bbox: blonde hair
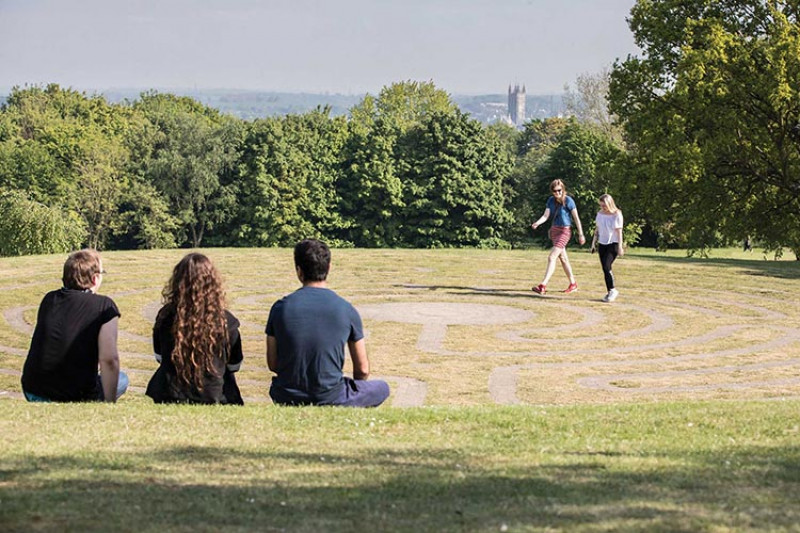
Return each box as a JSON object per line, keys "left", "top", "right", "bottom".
{"left": 599, "top": 194, "right": 620, "bottom": 214}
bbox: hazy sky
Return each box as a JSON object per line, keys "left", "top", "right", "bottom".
{"left": 0, "top": 0, "right": 639, "bottom": 95}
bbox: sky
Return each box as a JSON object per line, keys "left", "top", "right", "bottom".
{"left": 0, "top": 0, "right": 640, "bottom": 96}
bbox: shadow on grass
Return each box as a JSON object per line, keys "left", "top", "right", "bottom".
{"left": 395, "top": 284, "right": 577, "bottom": 301}
{"left": 1, "top": 444, "right": 798, "bottom": 532}
{"left": 629, "top": 254, "right": 800, "bottom": 280}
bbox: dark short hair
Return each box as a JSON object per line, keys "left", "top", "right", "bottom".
{"left": 294, "top": 239, "right": 330, "bottom": 282}
{"left": 62, "top": 249, "right": 101, "bottom": 290}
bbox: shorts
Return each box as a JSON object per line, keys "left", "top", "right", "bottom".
{"left": 549, "top": 225, "right": 572, "bottom": 248}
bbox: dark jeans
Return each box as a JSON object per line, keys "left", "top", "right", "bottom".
{"left": 335, "top": 377, "right": 390, "bottom": 407}
{"left": 598, "top": 243, "right": 619, "bottom": 291}
{"left": 271, "top": 377, "right": 391, "bottom": 407}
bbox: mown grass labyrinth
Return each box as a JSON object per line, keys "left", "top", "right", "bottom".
{"left": 0, "top": 247, "right": 799, "bottom": 406}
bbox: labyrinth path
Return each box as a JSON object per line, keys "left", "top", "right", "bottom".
{"left": 1, "top": 254, "right": 799, "bottom": 406}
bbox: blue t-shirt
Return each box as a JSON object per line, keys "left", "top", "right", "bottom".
{"left": 546, "top": 195, "right": 577, "bottom": 227}
{"left": 266, "top": 286, "right": 363, "bottom": 405}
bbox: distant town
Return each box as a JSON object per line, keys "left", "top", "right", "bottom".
{"left": 1, "top": 86, "right": 565, "bottom": 126}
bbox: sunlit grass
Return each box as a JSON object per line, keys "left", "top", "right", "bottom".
{"left": 1, "top": 400, "right": 799, "bottom": 532}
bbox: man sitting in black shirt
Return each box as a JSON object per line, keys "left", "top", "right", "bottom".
{"left": 21, "top": 249, "right": 127, "bottom": 402}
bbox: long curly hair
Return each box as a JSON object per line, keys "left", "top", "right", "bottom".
{"left": 161, "top": 253, "right": 229, "bottom": 392}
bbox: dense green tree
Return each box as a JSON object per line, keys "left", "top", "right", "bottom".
{"left": 0, "top": 84, "right": 141, "bottom": 249}
{"left": 339, "top": 81, "right": 457, "bottom": 247}
{"left": 338, "top": 115, "right": 404, "bottom": 246}
{"left": 540, "top": 121, "right": 620, "bottom": 205}
{"left": 110, "top": 105, "right": 180, "bottom": 249}
{"left": 399, "top": 110, "right": 513, "bottom": 247}
{"left": 133, "top": 93, "right": 241, "bottom": 247}
{"left": 285, "top": 109, "right": 349, "bottom": 241}
{"left": 342, "top": 81, "right": 513, "bottom": 248}
{"left": 230, "top": 108, "right": 349, "bottom": 247}
{"left": 74, "top": 136, "right": 128, "bottom": 249}
{"left": 0, "top": 85, "right": 91, "bottom": 205}
{"left": 114, "top": 180, "right": 179, "bottom": 249}
{"left": 609, "top": 0, "right": 800, "bottom": 256}
{"left": 485, "top": 122, "right": 518, "bottom": 158}
{"left": 371, "top": 80, "right": 456, "bottom": 132}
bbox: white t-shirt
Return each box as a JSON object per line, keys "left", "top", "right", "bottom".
{"left": 595, "top": 211, "right": 623, "bottom": 245}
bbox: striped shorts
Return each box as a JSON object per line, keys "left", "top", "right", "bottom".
{"left": 549, "top": 225, "right": 572, "bottom": 248}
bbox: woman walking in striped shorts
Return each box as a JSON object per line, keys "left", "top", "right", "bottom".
{"left": 530, "top": 179, "right": 586, "bottom": 295}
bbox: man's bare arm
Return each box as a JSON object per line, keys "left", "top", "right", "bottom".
{"left": 348, "top": 338, "right": 370, "bottom": 380}
{"left": 98, "top": 317, "right": 120, "bottom": 403}
{"left": 267, "top": 335, "right": 279, "bottom": 373}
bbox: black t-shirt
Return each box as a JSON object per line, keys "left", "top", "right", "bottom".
{"left": 21, "top": 289, "right": 120, "bottom": 401}
{"left": 146, "top": 306, "right": 244, "bottom": 404}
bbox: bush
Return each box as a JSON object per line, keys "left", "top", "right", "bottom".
{"left": 0, "top": 189, "right": 86, "bottom": 256}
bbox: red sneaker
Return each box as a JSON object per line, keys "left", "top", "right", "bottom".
{"left": 532, "top": 284, "right": 547, "bottom": 294}
{"left": 563, "top": 282, "right": 578, "bottom": 294}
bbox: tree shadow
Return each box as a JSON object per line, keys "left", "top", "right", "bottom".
{"left": 631, "top": 254, "right": 800, "bottom": 280}
{"left": 1, "top": 444, "right": 798, "bottom": 531}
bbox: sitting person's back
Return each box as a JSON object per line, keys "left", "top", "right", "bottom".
{"left": 268, "top": 284, "right": 361, "bottom": 404}
{"left": 146, "top": 253, "right": 243, "bottom": 405}
{"left": 21, "top": 249, "right": 127, "bottom": 402}
{"left": 266, "top": 239, "right": 389, "bottom": 407}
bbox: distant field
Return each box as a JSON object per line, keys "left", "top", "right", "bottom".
{"left": 1, "top": 248, "right": 799, "bottom": 532}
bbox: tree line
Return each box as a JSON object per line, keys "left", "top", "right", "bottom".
{"left": 1, "top": 0, "right": 798, "bottom": 258}
{"left": 0, "top": 81, "right": 622, "bottom": 255}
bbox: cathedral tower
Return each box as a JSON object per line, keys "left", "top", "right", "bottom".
{"left": 508, "top": 84, "right": 526, "bottom": 126}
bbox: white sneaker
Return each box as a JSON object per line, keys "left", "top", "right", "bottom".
{"left": 606, "top": 288, "right": 619, "bottom": 302}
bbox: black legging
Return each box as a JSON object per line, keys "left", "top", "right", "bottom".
{"left": 598, "top": 243, "right": 619, "bottom": 291}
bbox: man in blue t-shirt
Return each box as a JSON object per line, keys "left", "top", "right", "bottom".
{"left": 265, "top": 239, "right": 390, "bottom": 407}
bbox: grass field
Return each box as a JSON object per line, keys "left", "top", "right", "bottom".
{"left": 1, "top": 247, "right": 799, "bottom": 531}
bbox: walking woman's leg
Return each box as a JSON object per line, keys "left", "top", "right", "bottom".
{"left": 598, "top": 243, "right": 618, "bottom": 290}
{"left": 559, "top": 248, "right": 576, "bottom": 284}
{"left": 541, "top": 247, "right": 561, "bottom": 285}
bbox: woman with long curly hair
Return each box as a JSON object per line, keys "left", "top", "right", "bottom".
{"left": 146, "top": 253, "right": 244, "bottom": 404}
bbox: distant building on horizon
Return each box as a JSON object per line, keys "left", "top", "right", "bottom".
{"left": 507, "top": 84, "right": 526, "bottom": 127}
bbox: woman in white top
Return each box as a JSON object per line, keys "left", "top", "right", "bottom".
{"left": 590, "top": 194, "right": 624, "bottom": 302}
